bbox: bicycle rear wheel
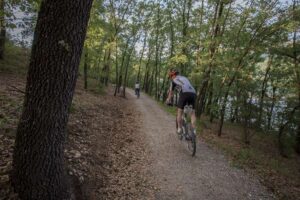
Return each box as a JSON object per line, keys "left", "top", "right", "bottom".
{"left": 186, "top": 123, "right": 196, "bottom": 156}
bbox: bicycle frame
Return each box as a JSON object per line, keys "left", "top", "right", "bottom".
{"left": 176, "top": 105, "right": 194, "bottom": 130}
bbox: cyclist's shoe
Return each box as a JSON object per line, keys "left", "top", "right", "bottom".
{"left": 176, "top": 128, "right": 183, "bottom": 140}
{"left": 177, "top": 128, "right": 182, "bottom": 135}
{"left": 193, "top": 129, "right": 196, "bottom": 135}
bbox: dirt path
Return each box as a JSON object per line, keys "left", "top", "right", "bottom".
{"left": 127, "top": 90, "right": 275, "bottom": 200}
{"left": 0, "top": 72, "right": 276, "bottom": 200}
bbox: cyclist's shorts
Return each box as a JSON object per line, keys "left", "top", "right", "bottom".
{"left": 177, "top": 92, "right": 196, "bottom": 109}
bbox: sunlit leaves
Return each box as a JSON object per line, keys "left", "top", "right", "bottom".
{"left": 169, "top": 54, "right": 188, "bottom": 66}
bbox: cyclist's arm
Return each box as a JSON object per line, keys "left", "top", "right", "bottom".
{"left": 166, "top": 81, "right": 175, "bottom": 103}
{"left": 167, "top": 90, "right": 173, "bottom": 101}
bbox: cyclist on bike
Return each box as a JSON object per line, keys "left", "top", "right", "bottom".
{"left": 166, "top": 68, "right": 197, "bottom": 135}
{"left": 135, "top": 81, "right": 140, "bottom": 96}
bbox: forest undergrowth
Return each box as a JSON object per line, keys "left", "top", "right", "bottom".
{"left": 159, "top": 104, "right": 300, "bottom": 200}
{"left": 0, "top": 73, "right": 156, "bottom": 199}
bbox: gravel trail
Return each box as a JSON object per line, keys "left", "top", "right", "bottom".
{"left": 127, "top": 89, "right": 274, "bottom": 200}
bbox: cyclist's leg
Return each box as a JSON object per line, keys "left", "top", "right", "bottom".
{"left": 187, "top": 93, "right": 197, "bottom": 130}
{"left": 177, "top": 93, "right": 185, "bottom": 133}
{"left": 177, "top": 108, "right": 183, "bottom": 131}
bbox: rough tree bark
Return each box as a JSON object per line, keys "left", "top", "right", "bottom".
{"left": 11, "top": 0, "right": 93, "bottom": 199}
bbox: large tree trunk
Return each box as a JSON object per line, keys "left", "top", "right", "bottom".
{"left": 0, "top": 0, "right": 5, "bottom": 59}
{"left": 11, "top": 1, "right": 93, "bottom": 199}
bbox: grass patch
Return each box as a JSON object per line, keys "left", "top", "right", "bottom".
{"left": 87, "top": 78, "right": 105, "bottom": 95}
{"left": 69, "top": 102, "right": 77, "bottom": 114}
{"left": 158, "top": 102, "right": 177, "bottom": 116}
{"left": 197, "top": 117, "right": 300, "bottom": 200}
{"left": 0, "top": 40, "right": 30, "bottom": 74}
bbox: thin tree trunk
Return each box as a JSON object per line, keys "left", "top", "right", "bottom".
{"left": 84, "top": 49, "right": 88, "bottom": 89}
{"left": 11, "top": 1, "right": 93, "bottom": 199}
{"left": 143, "top": 49, "right": 152, "bottom": 92}
{"left": 122, "top": 32, "right": 140, "bottom": 97}
{"left": 137, "top": 32, "right": 147, "bottom": 81}
{"left": 292, "top": 0, "right": 300, "bottom": 155}
{"left": 243, "top": 92, "right": 254, "bottom": 145}
{"left": 114, "top": 37, "right": 119, "bottom": 96}
{"left": 258, "top": 56, "right": 272, "bottom": 127}
{"left": 148, "top": 66, "right": 155, "bottom": 96}
{"left": 196, "top": 0, "right": 225, "bottom": 117}
{"left": 218, "top": 75, "right": 236, "bottom": 136}
{"left": 104, "top": 48, "right": 111, "bottom": 86}
{"left": 278, "top": 105, "right": 299, "bottom": 157}
{"left": 122, "top": 53, "right": 131, "bottom": 97}
{"left": 114, "top": 37, "right": 129, "bottom": 95}
{"left": 205, "top": 80, "right": 213, "bottom": 115}
{"left": 154, "top": 5, "right": 160, "bottom": 99}
{"left": 267, "top": 86, "right": 276, "bottom": 130}
{"left": 180, "top": 0, "right": 192, "bottom": 75}
{"left": 231, "top": 87, "right": 241, "bottom": 123}
{"left": 159, "top": 67, "right": 169, "bottom": 102}
{"left": 157, "top": 44, "right": 164, "bottom": 100}
{"left": 0, "top": 0, "right": 5, "bottom": 59}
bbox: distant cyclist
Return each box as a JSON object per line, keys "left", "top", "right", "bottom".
{"left": 166, "top": 68, "right": 197, "bottom": 135}
{"left": 135, "top": 81, "right": 140, "bottom": 97}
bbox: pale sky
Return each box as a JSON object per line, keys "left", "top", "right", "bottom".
{"left": 8, "top": 0, "right": 293, "bottom": 47}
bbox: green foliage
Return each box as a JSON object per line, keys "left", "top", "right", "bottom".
{"left": 87, "top": 78, "right": 105, "bottom": 95}
{"left": 11, "top": 0, "right": 297, "bottom": 156}
{"left": 0, "top": 40, "right": 30, "bottom": 74}
{"left": 169, "top": 54, "right": 188, "bottom": 66}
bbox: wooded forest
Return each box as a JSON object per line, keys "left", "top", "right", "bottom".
{"left": 0, "top": 0, "right": 299, "bottom": 199}
{"left": 41, "top": 0, "right": 299, "bottom": 156}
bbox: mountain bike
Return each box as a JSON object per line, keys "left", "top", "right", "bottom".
{"left": 135, "top": 88, "right": 140, "bottom": 98}
{"left": 167, "top": 103, "right": 196, "bottom": 156}
{"left": 177, "top": 105, "right": 196, "bottom": 156}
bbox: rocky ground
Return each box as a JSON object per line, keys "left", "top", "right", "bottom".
{"left": 0, "top": 74, "right": 156, "bottom": 200}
